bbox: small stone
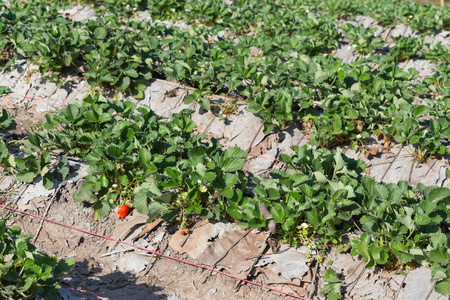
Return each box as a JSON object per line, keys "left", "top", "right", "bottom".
{"left": 208, "top": 288, "right": 217, "bottom": 294}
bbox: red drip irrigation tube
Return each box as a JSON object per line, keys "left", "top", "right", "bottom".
{"left": 0, "top": 204, "right": 311, "bottom": 300}
{"left": 60, "top": 284, "right": 109, "bottom": 299}
{"left": 8, "top": 93, "right": 67, "bottom": 108}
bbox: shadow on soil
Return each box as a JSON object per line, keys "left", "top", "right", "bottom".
{"left": 59, "top": 259, "right": 167, "bottom": 300}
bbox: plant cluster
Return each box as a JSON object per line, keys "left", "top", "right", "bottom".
{"left": 1, "top": 95, "right": 449, "bottom": 297}
{"left": 2, "top": 0, "right": 450, "bottom": 162}
{"left": 0, "top": 90, "right": 68, "bottom": 188}
{"left": 1, "top": 0, "right": 450, "bottom": 158}
{"left": 27, "top": 95, "right": 248, "bottom": 226}
{"left": 304, "top": 0, "right": 450, "bottom": 33}
{"left": 247, "top": 145, "right": 450, "bottom": 298}
{"left": 0, "top": 215, "right": 74, "bottom": 300}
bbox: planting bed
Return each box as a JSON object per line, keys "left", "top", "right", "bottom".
{"left": 1, "top": 0, "right": 450, "bottom": 299}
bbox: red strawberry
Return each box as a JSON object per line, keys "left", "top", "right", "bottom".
{"left": 180, "top": 230, "right": 186, "bottom": 235}
{"left": 306, "top": 136, "right": 310, "bottom": 141}
{"left": 185, "top": 229, "right": 190, "bottom": 234}
{"left": 377, "top": 133, "right": 383, "bottom": 140}
{"left": 115, "top": 205, "right": 129, "bottom": 218}
{"left": 27, "top": 73, "right": 31, "bottom": 78}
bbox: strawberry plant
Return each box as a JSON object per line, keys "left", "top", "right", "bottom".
{"left": 233, "top": 145, "right": 366, "bottom": 249}
{"left": 0, "top": 108, "right": 16, "bottom": 133}
{"left": 0, "top": 106, "right": 68, "bottom": 188}
{"left": 342, "top": 24, "right": 384, "bottom": 56}
{"left": 0, "top": 215, "right": 74, "bottom": 300}
{"left": 33, "top": 95, "right": 248, "bottom": 223}
{"left": 426, "top": 40, "right": 450, "bottom": 67}
{"left": 228, "top": 144, "right": 450, "bottom": 297}
{"left": 390, "top": 36, "right": 425, "bottom": 63}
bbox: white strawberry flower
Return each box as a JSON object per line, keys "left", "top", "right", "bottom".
{"left": 356, "top": 134, "right": 362, "bottom": 139}
{"left": 200, "top": 186, "right": 207, "bottom": 192}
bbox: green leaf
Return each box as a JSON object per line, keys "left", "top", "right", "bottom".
{"left": 223, "top": 147, "right": 248, "bottom": 160}
{"left": 305, "top": 210, "right": 319, "bottom": 227}
{"left": 351, "top": 82, "right": 361, "bottom": 92}
{"left": 428, "top": 188, "right": 450, "bottom": 204}
{"left": 320, "top": 269, "right": 343, "bottom": 300}
{"left": 147, "top": 201, "right": 167, "bottom": 221}
{"left": 107, "top": 145, "right": 122, "bottom": 158}
{"left": 138, "top": 148, "right": 152, "bottom": 166}
{"left": 222, "top": 173, "right": 238, "bottom": 187}
{"left": 430, "top": 232, "right": 447, "bottom": 248}
{"left": 73, "top": 189, "right": 97, "bottom": 203}
{"left": 221, "top": 157, "right": 245, "bottom": 172}
{"left": 134, "top": 189, "right": 149, "bottom": 214}
{"left": 184, "top": 94, "right": 196, "bottom": 104}
{"left": 124, "top": 69, "right": 139, "bottom": 78}
{"left": 118, "top": 76, "right": 131, "bottom": 91}
{"left": 429, "top": 247, "right": 450, "bottom": 264}
{"left": 270, "top": 203, "right": 285, "bottom": 223}
{"left": 54, "top": 257, "right": 74, "bottom": 278}
{"left": 199, "top": 97, "right": 211, "bottom": 111}
{"left": 414, "top": 214, "right": 430, "bottom": 225}
{"left": 435, "top": 279, "right": 450, "bottom": 296}
{"left": 431, "top": 267, "right": 447, "bottom": 281}
{"left": 323, "top": 269, "right": 342, "bottom": 283}
{"left": 0, "top": 86, "right": 12, "bottom": 95}
{"left": 16, "top": 171, "right": 36, "bottom": 183}
{"left": 42, "top": 173, "right": 54, "bottom": 190}
{"left": 93, "top": 201, "right": 110, "bottom": 219}
{"left": 372, "top": 184, "right": 389, "bottom": 200}
{"left": 94, "top": 27, "right": 107, "bottom": 39}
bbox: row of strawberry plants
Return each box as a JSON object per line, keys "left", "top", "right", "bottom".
{"left": 303, "top": 0, "right": 450, "bottom": 34}
{"left": 1, "top": 98, "right": 74, "bottom": 300}
{"left": 1, "top": 94, "right": 449, "bottom": 297}
{"left": 25, "top": 95, "right": 248, "bottom": 225}
{"left": 0, "top": 87, "right": 69, "bottom": 189}
{"left": 144, "top": 0, "right": 450, "bottom": 34}
{"left": 0, "top": 215, "right": 74, "bottom": 300}
{"left": 1, "top": 0, "right": 450, "bottom": 162}
{"left": 59, "top": 0, "right": 450, "bottom": 35}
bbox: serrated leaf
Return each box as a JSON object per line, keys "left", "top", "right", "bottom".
{"left": 220, "top": 157, "right": 245, "bottom": 172}
{"left": 93, "top": 201, "right": 110, "bottom": 219}
{"left": 428, "top": 188, "right": 450, "bottom": 203}
{"left": 134, "top": 189, "right": 149, "bottom": 214}
{"left": 435, "top": 279, "right": 450, "bottom": 296}
{"left": 16, "top": 171, "right": 36, "bottom": 183}
{"left": 429, "top": 247, "right": 450, "bottom": 264}
{"left": 270, "top": 203, "right": 285, "bottom": 223}
{"left": 93, "top": 27, "right": 107, "bottom": 39}
{"left": 118, "top": 76, "right": 130, "bottom": 91}
{"left": 138, "top": 148, "right": 152, "bottom": 166}
{"left": 73, "top": 189, "right": 97, "bottom": 203}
